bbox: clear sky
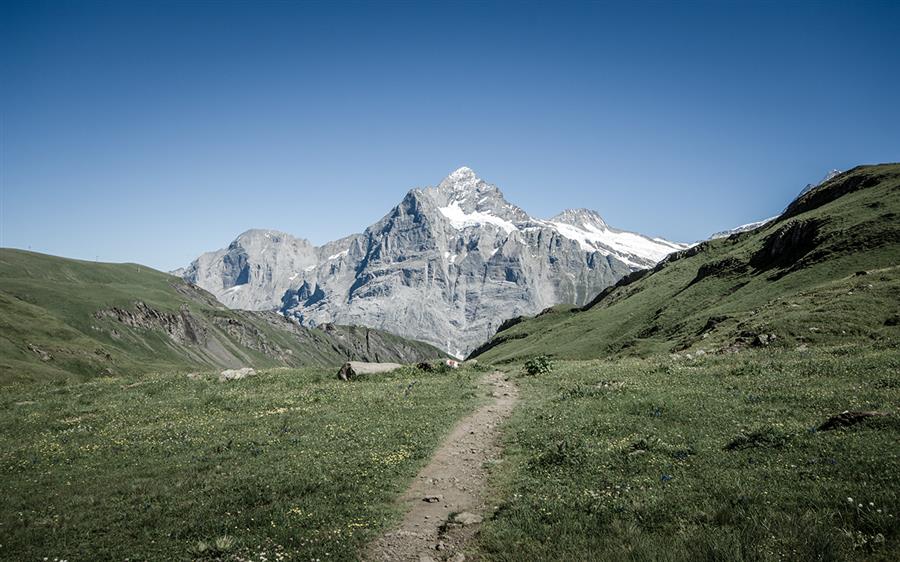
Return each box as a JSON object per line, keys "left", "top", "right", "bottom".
{"left": 2, "top": 0, "right": 899, "bottom": 271}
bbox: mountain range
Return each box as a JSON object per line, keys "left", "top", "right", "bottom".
{"left": 3, "top": 164, "right": 894, "bottom": 383}
{"left": 471, "top": 163, "right": 900, "bottom": 362}
{"left": 177, "top": 167, "right": 689, "bottom": 357}
{"left": 0, "top": 249, "right": 445, "bottom": 383}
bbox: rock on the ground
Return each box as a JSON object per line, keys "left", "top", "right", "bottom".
{"left": 818, "top": 410, "right": 891, "bottom": 431}
{"left": 28, "top": 344, "right": 53, "bottom": 362}
{"left": 337, "top": 361, "right": 403, "bottom": 381}
{"left": 452, "top": 512, "right": 483, "bottom": 526}
{"left": 753, "top": 333, "right": 777, "bottom": 347}
{"left": 218, "top": 367, "right": 256, "bottom": 382}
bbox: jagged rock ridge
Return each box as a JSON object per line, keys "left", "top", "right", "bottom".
{"left": 179, "top": 167, "right": 688, "bottom": 357}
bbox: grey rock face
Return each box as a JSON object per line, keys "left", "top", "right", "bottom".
{"left": 179, "top": 167, "right": 686, "bottom": 357}
{"left": 94, "top": 301, "right": 208, "bottom": 345}
{"left": 176, "top": 229, "right": 319, "bottom": 310}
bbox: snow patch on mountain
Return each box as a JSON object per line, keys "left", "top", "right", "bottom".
{"left": 327, "top": 250, "right": 349, "bottom": 261}
{"left": 799, "top": 169, "right": 842, "bottom": 197}
{"left": 439, "top": 201, "right": 518, "bottom": 233}
{"left": 541, "top": 208, "right": 689, "bottom": 268}
{"left": 547, "top": 220, "right": 687, "bottom": 267}
{"left": 710, "top": 217, "right": 778, "bottom": 240}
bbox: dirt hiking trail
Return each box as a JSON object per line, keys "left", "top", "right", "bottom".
{"left": 364, "top": 370, "right": 518, "bottom": 561}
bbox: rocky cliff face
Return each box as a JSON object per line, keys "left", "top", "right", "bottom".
{"left": 174, "top": 229, "right": 319, "bottom": 310}
{"left": 179, "top": 167, "right": 688, "bottom": 357}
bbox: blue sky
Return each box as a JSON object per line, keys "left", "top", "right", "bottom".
{"left": 2, "top": 0, "right": 899, "bottom": 271}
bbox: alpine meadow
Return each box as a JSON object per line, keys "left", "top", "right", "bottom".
{"left": 2, "top": 2, "right": 899, "bottom": 561}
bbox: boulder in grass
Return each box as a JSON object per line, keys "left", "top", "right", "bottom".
{"left": 818, "top": 410, "right": 891, "bottom": 431}
{"left": 218, "top": 367, "right": 256, "bottom": 382}
{"left": 337, "top": 361, "right": 403, "bottom": 381}
{"left": 452, "top": 511, "right": 483, "bottom": 526}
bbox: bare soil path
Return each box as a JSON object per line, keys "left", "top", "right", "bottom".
{"left": 364, "top": 370, "right": 518, "bottom": 562}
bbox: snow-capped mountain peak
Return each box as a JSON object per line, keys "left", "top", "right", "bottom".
{"left": 798, "top": 168, "right": 842, "bottom": 197}
{"left": 432, "top": 167, "right": 529, "bottom": 228}
{"left": 544, "top": 211, "right": 688, "bottom": 268}
{"left": 438, "top": 166, "right": 482, "bottom": 194}
{"left": 550, "top": 208, "right": 609, "bottom": 231}
{"left": 180, "top": 167, "right": 688, "bottom": 356}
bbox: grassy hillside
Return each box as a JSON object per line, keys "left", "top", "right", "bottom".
{"left": 3, "top": 165, "right": 897, "bottom": 562}
{"left": 472, "top": 163, "right": 900, "bottom": 363}
{"left": 467, "top": 164, "right": 900, "bottom": 560}
{"left": 476, "top": 348, "right": 899, "bottom": 561}
{"left": 0, "top": 250, "right": 445, "bottom": 384}
{"left": 0, "top": 364, "right": 484, "bottom": 561}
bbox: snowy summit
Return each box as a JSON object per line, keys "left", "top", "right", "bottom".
{"left": 179, "top": 167, "right": 689, "bottom": 356}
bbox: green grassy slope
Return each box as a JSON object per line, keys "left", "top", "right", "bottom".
{"left": 477, "top": 348, "right": 899, "bottom": 561}
{"left": 472, "top": 164, "right": 900, "bottom": 363}
{"left": 0, "top": 364, "right": 484, "bottom": 561}
{"left": 0, "top": 250, "right": 445, "bottom": 383}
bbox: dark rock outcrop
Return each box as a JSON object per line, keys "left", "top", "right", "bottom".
{"left": 94, "top": 302, "right": 208, "bottom": 345}
{"left": 818, "top": 410, "right": 891, "bottom": 431}
{"left": 750, "top": 219, "right": 823, "bottom": 271}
